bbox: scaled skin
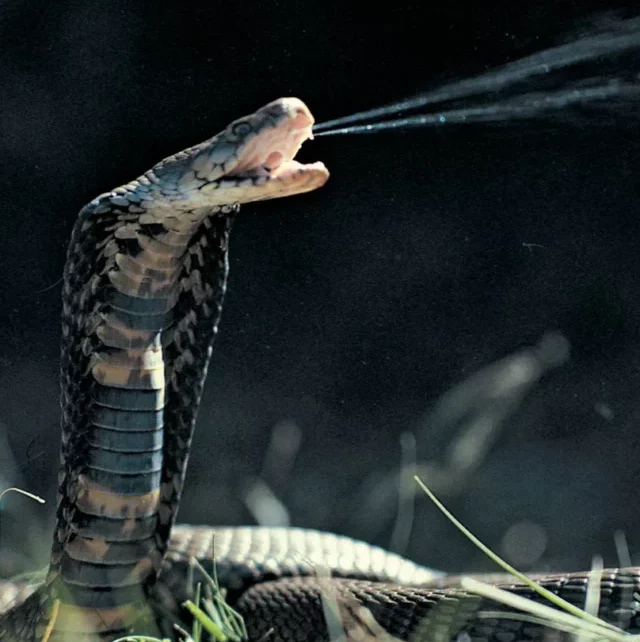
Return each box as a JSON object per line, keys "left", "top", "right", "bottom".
{"left": 0, "top": 98, "right": 329, "bottom": 642}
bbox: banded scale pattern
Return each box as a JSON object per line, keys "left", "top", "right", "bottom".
{"left": 48, "top": 205, "right": 238, "bottom": 638}
{"left": 0, "top": 97, "right": 328, "bottom": 641}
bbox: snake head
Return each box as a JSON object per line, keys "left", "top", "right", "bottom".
{"left": 146, "top": 97, "right": 329, "bottom": 208}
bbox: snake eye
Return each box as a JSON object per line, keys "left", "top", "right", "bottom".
{"left": 232, "top": 121, "right": 253, "bottom": 137}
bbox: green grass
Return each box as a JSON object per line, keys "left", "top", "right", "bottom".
{"left": 415, "top": 477, "right": 637, "bottom": 642}
{"left": 114, "top": 557, "right": 247, "bottom": 642}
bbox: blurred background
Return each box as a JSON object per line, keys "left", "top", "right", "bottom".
{"left": 0, "top": 0, "right": 638, "bottom": 579}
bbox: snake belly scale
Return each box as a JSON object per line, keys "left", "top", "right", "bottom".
{"left": 0, "top": 98, "right": 638, "bottom": 641}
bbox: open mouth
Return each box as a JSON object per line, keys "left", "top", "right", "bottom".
{"left": 226, "top": 98, "right": 329, "bottom": 188}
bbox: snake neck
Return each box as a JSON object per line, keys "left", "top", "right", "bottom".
{"left": 46, "top": 197, "right": 236, "bottom": 638}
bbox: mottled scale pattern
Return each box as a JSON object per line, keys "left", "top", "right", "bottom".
{"left": 50, "top": 197, "right": 235, "bottom": 614}
{"left": 0, "top": 98, "right": 334, "bottom": 640}
{"left": 1, "top": 190, "right": 224, "bottom": 642}
{"left": 0, "top": 200, "right": 237, "bottom": 641}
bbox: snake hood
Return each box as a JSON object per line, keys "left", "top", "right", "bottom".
{"left": 141, "top": 97, "right": 329, "bottom": 209}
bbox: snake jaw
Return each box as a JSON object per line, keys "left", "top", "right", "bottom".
{"left": 226, "top": 99, "right": 314, "bottom": 175}
{"left": 147, "top": 98, "right": 329, "bottom": 207}
{"left": 213, "top": 97, "right": 329, "bottom": 203}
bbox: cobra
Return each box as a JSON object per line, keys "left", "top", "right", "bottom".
{"left": 0, "top": 98, "right": 638, "bottom": 641}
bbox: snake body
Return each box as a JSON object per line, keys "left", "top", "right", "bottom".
{"left": 0, "top": 98, "right": 638, "bottom": 641}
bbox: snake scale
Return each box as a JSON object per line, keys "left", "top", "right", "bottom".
{"left": 0, "top": 98, "right": 638, "bottom": 641}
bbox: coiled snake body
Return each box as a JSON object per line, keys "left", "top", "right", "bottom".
{"left": 0, "top": 98, "right": 638, "bottom": 641}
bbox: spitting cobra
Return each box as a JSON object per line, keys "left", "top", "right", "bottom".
{"left": 0, "top": 98, "right": 638, "bottom": 641}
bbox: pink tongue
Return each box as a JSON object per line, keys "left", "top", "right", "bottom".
{"left": 264, "top": 151, "right": 283, "bottom": 170}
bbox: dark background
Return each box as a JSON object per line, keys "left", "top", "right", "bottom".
{"left": 0, "top": 0, "right": 638, "bottom": 578}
